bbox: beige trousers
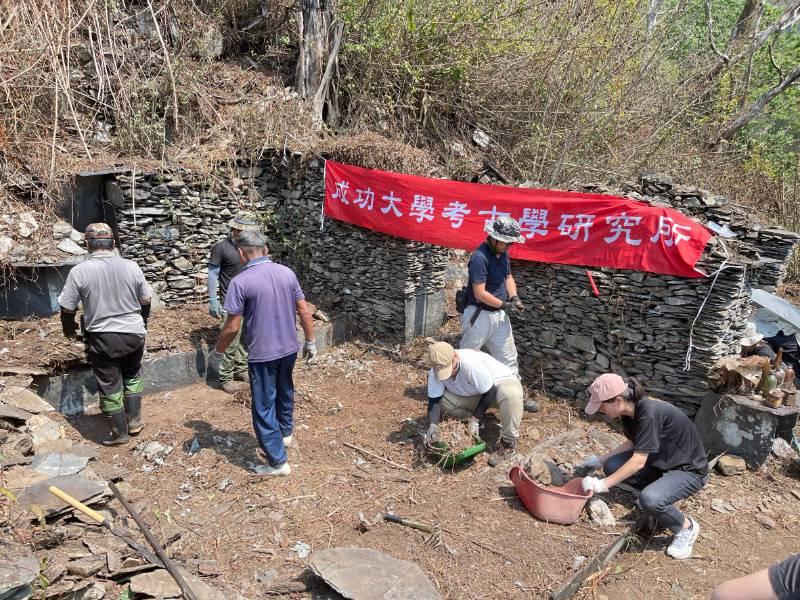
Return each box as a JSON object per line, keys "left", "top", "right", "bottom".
{"left": 442, "top": 378, "right": 523, "bottom": 444}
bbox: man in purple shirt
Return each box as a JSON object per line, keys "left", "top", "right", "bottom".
{"left": 212, "top": 231, "right": 316, "bottom": 476}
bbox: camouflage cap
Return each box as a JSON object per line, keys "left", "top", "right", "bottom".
{"left": 85, "top": 222, "right": 114, "bottom": 239}
{"left": 229, "top": 212, "right": 261, "bottom": 232}
{"left": 484, "top": 215, "right": 525, "bottom": 244}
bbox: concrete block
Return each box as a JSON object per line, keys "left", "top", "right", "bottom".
{"left": 404, "top": 290, "right": 445, "bottom": 343}
{"left": 695, "top": 393, "right": 799, "bottom": 468}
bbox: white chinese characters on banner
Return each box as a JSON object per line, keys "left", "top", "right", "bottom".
{"left": 519, "top": 208, "right": 549, "bottom": 238}
{"left": 410, "top": 195, "right": 435, "bottom": 223}
{"left": 558, "top": 214, "right": 594, "bottom": 241}
{"left": 331, "top": 181, "right": 697, "bottom": 250}
{"left": 604, "top": 213, "right": 642, "bottom": 246}
{"left": 650, "top": 216, "right": 692, "bottom": 246}
{"left": 332, "top": 181, "right": 350, "bottom": 204}
{"left": 354, "top": 187, "right": 375, "bottom": 210}
{"left": 442, "top": 201, "right": 471, "bottom": 228}
{"left": 381, "top": 191, "right": 403, "bottom": 217}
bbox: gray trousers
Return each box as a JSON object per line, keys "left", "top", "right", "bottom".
{"left": 460, "top": 305, "right": 519, "bottom": 377}
{"left": 604, "top": 451, "right": 706, "bottom": 534}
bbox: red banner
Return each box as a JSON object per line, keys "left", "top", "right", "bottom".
{"left": 323, "top": 161, "right": 712, "bottom": 278}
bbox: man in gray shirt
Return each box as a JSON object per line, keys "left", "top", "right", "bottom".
{"left": 59, "top": 223, "right": 152, "bottom": 446}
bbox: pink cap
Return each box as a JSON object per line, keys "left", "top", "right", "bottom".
{"left": 585, "top": 373, "right": 627, "bottom": 415}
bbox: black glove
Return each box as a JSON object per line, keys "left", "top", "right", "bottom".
{"left": 140, "top": 303, "right": 151, "bottom": 329}
{"left": 60, "top": 309, "right": 78, "bottom": 339}
{"left": 501, "top": 301, "right": 515, "bottom": 312}
{"left": 509, "top": 295, "right": 525, "bottom": 312}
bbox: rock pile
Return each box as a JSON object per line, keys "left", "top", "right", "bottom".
{"left": 0, "top": 385, "right": 245, "bottom": 599}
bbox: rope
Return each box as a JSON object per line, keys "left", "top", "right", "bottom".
{"left": 683, "top": 238, "right": 737, "bottom": 371}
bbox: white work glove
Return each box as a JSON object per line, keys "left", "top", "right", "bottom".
{"left": 579, "top": 455, "right": 603, "bottom": 470}
{"left": 302, "top": 339, "right": 317, "bottom": 361}
{"left": 581, "top": 476, "right": 609, "bottom": 494}
{"left": 467, "top": 417, "right": 481, "bottom": 440}
{"left": 424, "top": 423, "right": 439, "bottom": 445}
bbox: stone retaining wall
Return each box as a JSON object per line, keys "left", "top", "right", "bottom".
{"left": 110, "top": 155, "right": 447, "bottom": 342}
{"left": 510, "top": 175, "right": 799, "bottom": 415}
{"left": 108, "top": 162, "right": 797, "bottom": 414}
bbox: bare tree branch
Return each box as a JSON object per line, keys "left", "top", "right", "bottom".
{"left": 707, "top": 0, "right": 800, "bottom": 81}
{"left": 715, "top": 62, "right": 800, "bottom": 144}
{"left": 730, "top": 0, "right": 763, "bottom": 45}
{"left": 704, "top": 0, "right": 730, "bottom": 64}
{"left": 768, "top": 37, "right": 784, "bottom": 81}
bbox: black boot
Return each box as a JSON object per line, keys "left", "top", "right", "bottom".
{"left": 103, "top": 410, "right": 130, "bottom": 446}
{"left": 124, "top": 393, "right": 144, "bottom": 435}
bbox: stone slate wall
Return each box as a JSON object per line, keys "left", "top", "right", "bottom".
{"left": 509, "top": 175, "right": 798, "bottom": 415}
{"left": 111, "top": 155, "right": 448, "bottom": 341}
{"left": 112, "top": 157, "right": 294, "bottom": 306}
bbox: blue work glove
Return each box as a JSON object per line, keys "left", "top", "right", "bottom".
{"left": 208, "top": 297, "right": 222, "bottom": 319}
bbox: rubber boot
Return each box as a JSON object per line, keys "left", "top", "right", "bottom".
{"left": 124, "top": 393, "right": 144, "bottom": 435}
{"left": 103, "top": 410, "right": 130, "bottom": 446}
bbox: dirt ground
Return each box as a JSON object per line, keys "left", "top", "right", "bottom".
{"left": 29, "top": 340, "right": 799, "bottom": 600}
{"left": 0, "top": 305, "right": 219, "bottom": 373}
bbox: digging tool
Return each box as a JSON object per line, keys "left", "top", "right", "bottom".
{"left": 383, "top": 513, "right": 443, "bottom": 548}
{"left": 109, "top": 481, "right": 199, "bottom": 600}
{"left": 47, "top": 485, "right": 164, "bottom": 568}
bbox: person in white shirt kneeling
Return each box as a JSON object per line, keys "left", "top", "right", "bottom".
{"left": 424, "top": 341, "right": 524, "bottom": 467}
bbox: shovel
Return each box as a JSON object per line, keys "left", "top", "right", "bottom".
{"left": 48, "top": 485, "right": 164, "bottom": 568}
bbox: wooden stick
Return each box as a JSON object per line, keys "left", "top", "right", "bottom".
{"left": 109, "top": 482, "right": 199, "bottom": 600}
{"left": 550, "top": 530, "right": 630, "bottom": 600}
{"left": 278, "top": 494, "right": 316, "bottom": 503}
{"left": 343, "top": 442, "right": 411, "bottom": 471}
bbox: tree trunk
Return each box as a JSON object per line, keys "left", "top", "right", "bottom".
{"left": 706, "top": 0, "right": 800, "bottom": 81}
{"left": 730, "top": 0, "right": 763, "bottom": 45}
{"left": 294, "top": 0, "right": 330, "bottom": 100}
{"left": 714, "top": 62, "right": 800, "bottom": 144}
{"left": 646, "top": 0, "right": 661, "bottom": 34}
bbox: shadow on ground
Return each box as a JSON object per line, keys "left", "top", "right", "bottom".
{"left": 183, "top": 419, "right": 260, "bottom": 470}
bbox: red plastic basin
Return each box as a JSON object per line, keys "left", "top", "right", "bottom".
{"left": 509, "top": 466, "right": 593, "bottom": 525}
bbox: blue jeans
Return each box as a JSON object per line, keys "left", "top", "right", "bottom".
{"left": 604, "top": 451, "right": 706, "bottom": 534}
{"left": 248, "top": 353, "right": 297, "bottom": 467}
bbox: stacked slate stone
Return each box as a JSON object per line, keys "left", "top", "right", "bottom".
{"left": 112, "top": 158, "right": 293, "bottom": 306}
{"left": 281, "top": 160, "right": 449, "bottom": 342}
{"left": 110, "top": 154, "right": 449, "bottom": 341}
{"left": 508, "top": 174, "right": 794, "bottom": 415}
{"left": 637, "top": 173, "right": 800, "bottom": 290}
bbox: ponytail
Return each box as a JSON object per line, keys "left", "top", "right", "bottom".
{"left": 621, "top": 379, "right": 645, "bottom": 404}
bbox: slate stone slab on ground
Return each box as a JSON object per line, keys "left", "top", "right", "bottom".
{"left": 0, "top": 540, "right": 39, "bottom": 596}
{"left": 14, "top": 475, "right": 105, "bottom": 519}
{"left": 309, "top": 547, "right": 440, "bottom": 600}
{"left": 0, "top": 387, "right": 54, "bottom": 414}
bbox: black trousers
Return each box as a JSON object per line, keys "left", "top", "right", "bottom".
{"left": 88, "top": 332, "right": 145, "bottom": 414}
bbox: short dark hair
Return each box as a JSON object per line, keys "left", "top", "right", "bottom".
{"left": 87, "top": 238, "right": 114, "bottom": 251}
{"left": 234, "top": 230, "right": 267, "bottom": 249}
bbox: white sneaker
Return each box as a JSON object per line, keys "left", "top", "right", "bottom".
{"left": 283, "top": 435, "right": 293, "bottom": 447}
{"left": 253, "top": 462, "right": 291, "bottom": 476}
{"left": 666, "top": 517, "right": 699, "bottom": 559}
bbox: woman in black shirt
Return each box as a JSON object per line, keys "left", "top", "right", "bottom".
{"left": 580, "top": 373, "right": 708, "bottom": 560}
